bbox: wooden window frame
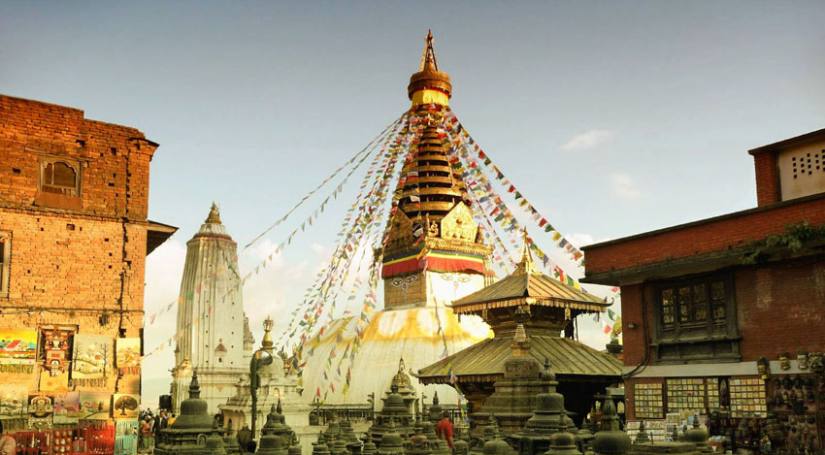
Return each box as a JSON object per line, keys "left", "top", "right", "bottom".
{"left": 652, "top": 272, "right": 740, "bottom": 363}
{"left": 39, "top": 158, "right": 81, "bottom": 197}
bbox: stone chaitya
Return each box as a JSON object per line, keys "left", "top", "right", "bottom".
{"left": 368, "top": 383, "right": 414, "bottom": 444}
{"left": 512, "top": 359, "right": 574, "bottom": 455}
{"left": 591, "top": 398, "right": 630, "bottom": 455}
{"left": 155, "top": 371, "right": 227, "bottom": 455}
{"left": 475, "top": 308, "right": 558, "bottom": 436}
{"left": 256, "top": 400, "right": 298, "bottom": 455}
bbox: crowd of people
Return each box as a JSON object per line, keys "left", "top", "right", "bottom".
{"left": 137, "top": 408, "right": 176, "bottom": 453}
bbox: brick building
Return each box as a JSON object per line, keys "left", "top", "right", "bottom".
{"left": 582, "top": 128, "right": 825, "bottom": 450}
{"left": 0, "top": 95, "right": 174, "bottom": 451}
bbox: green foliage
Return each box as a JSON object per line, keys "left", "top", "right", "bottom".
{"left": 743, "top": 222, "right": 825, "bottom": 263}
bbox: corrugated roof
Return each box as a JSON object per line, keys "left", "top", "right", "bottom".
{"left": 451, "top": 269, "right": 606, "bottom": 310}
{"left": 417, "top": 334, "right": 622, "bottom": 383}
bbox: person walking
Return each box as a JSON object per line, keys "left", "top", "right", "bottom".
{"left": 435, "top": 412, "right": 454, "bottom": 449}
{"left": 140, "top": 417, "right": 154, "bottom": 452}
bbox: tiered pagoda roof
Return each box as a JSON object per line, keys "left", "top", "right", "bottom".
{"left": 451, "top": 239, "right": 607, "bottom": 314}
{"left": 418, "top": 236, "right": 620, "bottom": 385}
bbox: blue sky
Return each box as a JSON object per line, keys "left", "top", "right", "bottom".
{"left": 3, "top": 1, "right": 824, "bottom": 405}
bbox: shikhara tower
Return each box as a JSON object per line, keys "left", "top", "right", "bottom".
{"left": 301, "top": 31, "right": 493, "bottom": 406}
{"left": 171, "top": 203, "right": 254, "bottom": 414}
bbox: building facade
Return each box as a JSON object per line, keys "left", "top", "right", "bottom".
{"left": 0, "top": 95, "right": 173, "bottom": 451}
{"left": 583, "top": 128, "right": 825, "bottom": 449}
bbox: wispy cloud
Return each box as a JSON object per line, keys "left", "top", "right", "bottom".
{"left": 561, "top": 129, "right": 614, "bottom": 151}
{"left": 610, "top": 172, "right": 641, "bottom": 200}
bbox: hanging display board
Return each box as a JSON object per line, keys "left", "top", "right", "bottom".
{"left": 666, "top": 378, "right": 706, "bottom": 414}
{"left": 634, "top": 382, "right": 664, "bottom": 419}
{"left": 729, "top": 377, "right": 767, "bottom": 418}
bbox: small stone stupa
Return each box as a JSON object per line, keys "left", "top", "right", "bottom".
{"left": 591, "top": 398, "right": 630, "bottom": 455}
{"left": 513, "top": 360, "right": 573, "bottom": 455}
{"left": 476, "top": 306, "right": 555, "bottom": 436}
{"left": 257, "top": 400, "right": 295, "bottom": 455}
{"left": 156, "top": 371, "right": 226, "bottom": 455}
{"left": 369, "top": 380, "right": 415, "bottom": 444}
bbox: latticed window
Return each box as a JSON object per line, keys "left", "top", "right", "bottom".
{"left": 41, "top": 161, "right": 79, "bottom": 196}
{"left": 660, "top": 278, "right": 729, "bottom": 330}
{"left": 654, "top": 274, "right": 739, "bottom": 362}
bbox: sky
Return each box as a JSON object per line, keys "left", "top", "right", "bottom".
{"left": 2, "top": 1, "right": 825, "bottom": 407}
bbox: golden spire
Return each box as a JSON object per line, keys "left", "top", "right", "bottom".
{"left": 515, "top": 228, "right": 536, "bottom": 275}
{"left": 205, "top": 202, "right": 222, "bottom": 224}
{"left": 408, "top": 30, "right": 452, "bottom": 106}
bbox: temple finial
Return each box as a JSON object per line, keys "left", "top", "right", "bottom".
{"left": 205, "top": 202, "right": 222, "bottom": 224}
{"left": 420, "top": 29, "right": 438, "bottom": 72}
{"left": 516, "top": 228, "right": 536, "bottom": 274}
{"left": 408, "top": 30, "right": 452, "bottom": 104}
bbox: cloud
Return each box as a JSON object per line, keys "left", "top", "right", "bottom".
{"left": 561, "top": 129, "right": 614, "bottom": 151}
{"left": 610, "top": 173, "right": 641, "bottom": 200}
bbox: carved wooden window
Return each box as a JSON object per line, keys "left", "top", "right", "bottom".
{"left": 654, "top": 274, "right": 739, "bottom": 362}
{"left": 0, "top": 233, "right": 10, "bottom": 296}
{"left": 41, "top": 160, "right": 79, "bottom": 196}
{"left": 659, "top": 278, "right": 729, "bottom": 331}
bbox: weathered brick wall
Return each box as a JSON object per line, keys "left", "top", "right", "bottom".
{"left": 620, "top": 257, "right": 825, "bottom": 370}
{"left": 0, "top": 94, "right": 157, "bottom": 416}
{"left": 735, "top": 257, "right": 825, "bottom": 360}
{"left": 752, "top": 151, "right": 781, "bottom": 207}
{"left": 583, "top": 195, "right": 825, "bottom": 276}
{"left": 0, "top": 95, "right": 156, "bottom": 219}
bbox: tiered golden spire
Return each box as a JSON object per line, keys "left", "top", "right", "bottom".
{"left": 396, "top": 123, "right": 467, "bottom": 224}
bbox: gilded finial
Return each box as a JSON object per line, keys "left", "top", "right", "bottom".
{"left": 205, "top": 202, "right": 222, "bottom": 224}
{"left": 419, "top": 29, "right": 438, "bottom": 72}
{"left": 408, "top": 30, "right": 452, "bottom": 105}
{"left": 515, "top": 228, "right": 536, "bottom": 274}
{"left": 262, "top": 316, "right": 274, "bottom": 352}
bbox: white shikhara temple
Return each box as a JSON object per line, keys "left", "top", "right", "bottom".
{"left": 170, "top": 203, "right": 254, "bottom": 414}
{"left": 171, "top": 203, "right": 310, "bottom": 450}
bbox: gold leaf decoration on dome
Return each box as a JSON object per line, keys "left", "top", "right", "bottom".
{"left": 440, "top": 202, "right": 478, "bottom": 243}
{"left": 386, "top": 210, "right": 414, "bottom": 250}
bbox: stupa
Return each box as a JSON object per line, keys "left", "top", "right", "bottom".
{"left": 156, "top": 371, "right": 226, "bottom": 454}
{"left": 300, "top": 31, "right": 492, "bottom": 407}
{"left": 171, "top": 203, "right": 255, "bottom": 414}
{"left": 513, "top": 361, "right": 572, "bottom": 455}
{"left": 368, "top": 383, "right": 414, "bottom": 444}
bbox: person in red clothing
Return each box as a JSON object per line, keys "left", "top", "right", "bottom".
{"left": 435, "top": 412, "right": 454, "bottom": 448}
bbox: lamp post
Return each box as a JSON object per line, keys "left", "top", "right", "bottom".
{"left": 250, "top": 316, "right": 275, "bottom": 440}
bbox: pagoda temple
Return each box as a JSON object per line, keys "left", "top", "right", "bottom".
{"left": 171, "top": 203, "right": 256, "bottom": 414}
{"left": 300, "top": 32, "right": 492, "bottom": 406}
{"left": 418, "top": 234, "right": 621, "bottom": 426}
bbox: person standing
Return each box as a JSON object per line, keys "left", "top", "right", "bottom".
{"left": 0, "top": 421, "right": 16, "bottom": 455}
{"left": 435, "top": 412, "right": 454, "bottom": 449}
